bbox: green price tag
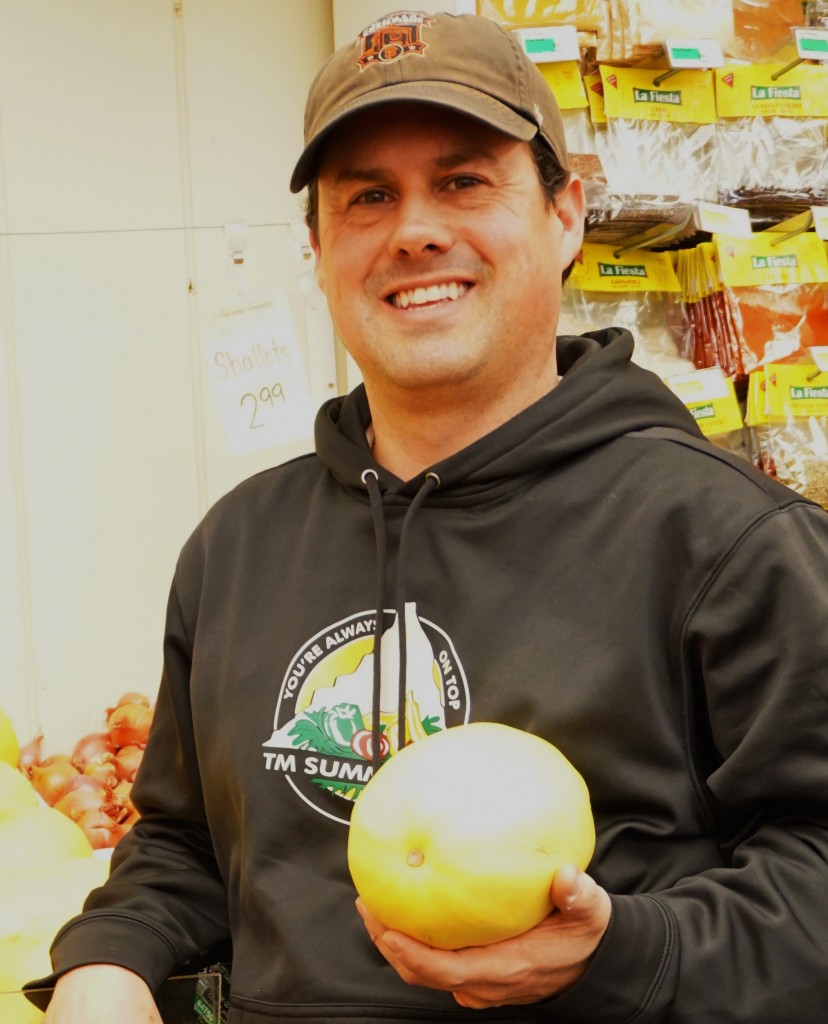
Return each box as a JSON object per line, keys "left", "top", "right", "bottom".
{"left": 525, "top": 38, "right": 556, "bottom": 54}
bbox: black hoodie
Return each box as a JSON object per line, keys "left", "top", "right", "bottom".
{"left": 36, "top": 330, "right": 828, "bottom": 1021}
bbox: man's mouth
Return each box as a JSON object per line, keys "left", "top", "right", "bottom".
{"left": 388, "top": 281, "right": 471, "bottom": 309}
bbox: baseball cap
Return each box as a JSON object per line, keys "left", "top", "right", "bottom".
{"left": 289, "top": 10, "right": 568, "bottom": 193}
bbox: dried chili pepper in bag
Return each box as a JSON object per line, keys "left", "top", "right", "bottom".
{"left": 714, "top": 231, "right": 828, "bottom": 375}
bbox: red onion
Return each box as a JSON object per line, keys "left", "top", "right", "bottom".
{"left": 30, "top": 760, "right": 80, "bottom": 805}
{"left": 17, "top": 732, "right": 44, "bottom": 777}
{"left": 113, "top": 745, "right": 144, "bottom": 782}
{"left": 77, "top": 807, "right": 123, "bottom": 849}
{"left": 83, "top": 756, "right": 118, "bottom": 789}
{"left": 106, "top": 691, "right": 152, "bottom": 718}
{"left": 107, "top": 703, "right": 152, "bottom": 748}
{"left": 111, "top": 779, "right": 135, "bottom": 816}
{"left": 65, "top": 773, "right": 108, "bottom": 797}
{"left": 39, "top": 753, "right": 72, "bottom": 766}
{"left": 54, "top": 786, "right": 107, "bottom": 822}
{"left": 71, "top": 731, "right": 116, "bottom": 770}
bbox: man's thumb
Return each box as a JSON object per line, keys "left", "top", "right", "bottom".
{"left": 552, "top": 864, "right": 588, "bottom": 915}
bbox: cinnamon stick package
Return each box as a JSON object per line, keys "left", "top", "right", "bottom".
{"left": 715, "top": 62, "right": 828, "bottom": 207}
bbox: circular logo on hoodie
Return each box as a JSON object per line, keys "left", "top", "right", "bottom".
{"left": 262, "top": 603, "right": 468, "bottom": 824}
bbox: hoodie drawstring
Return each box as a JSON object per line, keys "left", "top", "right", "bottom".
{"left": 361, "top": 469, "right": 387, "bottom": 772}
{"left": 361, "top": 469, "right": 440, "bottom": 771}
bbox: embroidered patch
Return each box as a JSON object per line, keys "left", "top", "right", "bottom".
{"left": 357, "top": 11, "right": 432, "bottom": 71}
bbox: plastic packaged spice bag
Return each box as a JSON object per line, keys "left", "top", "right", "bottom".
{"left": 537, "top": 61, "right": 608, "bottom": 209}
{"left": 599, "top": 65, "right": 719, "bottom": 203}
{"left": 807, "top": 0, "right": 828, "bottom": 28}
{"left": 666, "top": 366, "right": 749, "bottom": 459}
{"left": 715, "top": 62, "right": 828, "bottom": 206}
{"left": 729, "top": 0, "right": 805, "bottom": 61}
{"left": 476, "top": 0, "right": 605, "bottom": 32}
{"left": 560, "top": 242, "right": 695, "bottom": 379}
{"left": 714, "top": 230, "right": 828, "bottom": 375}
{"left": 746, "top": 362, "right": 828, "bottom": 508}
{"left": 677, "top": 243, "right": 745, "bottom": 379}
{"left": 630, "top": 0, "right": 734, "bottom": 51}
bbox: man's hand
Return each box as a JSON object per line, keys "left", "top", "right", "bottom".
{"left": 356, "top": 865, "right": 611, "bottom": 1010}
{"left": 43, "top": 964, "right": 162, "bottom": 1023}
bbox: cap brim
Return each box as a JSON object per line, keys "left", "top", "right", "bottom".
{"left": 289, "top": 81, "right": 538, "bottom": 193}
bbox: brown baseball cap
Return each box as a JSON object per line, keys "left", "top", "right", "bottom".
{"left": 289, "top": 10, "right": 568, "bottom": 193}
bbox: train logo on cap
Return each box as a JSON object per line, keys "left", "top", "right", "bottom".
{"left": 357, "top": 12, "right": 432, "bottom": 71}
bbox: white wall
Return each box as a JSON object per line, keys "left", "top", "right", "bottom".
{"left": 0, "top": 0, "right": 334, "bottom": 754}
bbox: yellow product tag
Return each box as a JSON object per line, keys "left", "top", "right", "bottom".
{"left": 714, "top": 232, "right": 828, "bottom": 288}
{"left": 583, "top": 70, "right": 607, "bottom": 124}
{"left": 715, "top": 62, "right": 828, "bottom": 118}
{"left": 568, "top": 242, "right": 682, "bottom": 292}
{"left": 537, "top": 61, "right": 589, "bottom": 109}
{"left": 599, "top": 65, "right": 717, "bottom": 123}
{"left": 698, "top": 241, "right": 724, "bottom": 293}
{"left": 666, "top": 367, "right": 745, "bottom": 436}
{"left": 765, "top": 364, "right": 828, "bottom": 419}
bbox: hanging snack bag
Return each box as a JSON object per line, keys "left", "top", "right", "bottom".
{"left": 729, "top": 0, "right": 806, "bottom": 62}
{"left": 560, "top": 241, "right": 694, "bottom": 378}
{"left": 666, "top": 365, "right": 748, "bottom": 459}
{"left": 476, "top": 0, "right": 605, "bottom": 33}
{"left": 599, "top": 65, "right": 719, "bottom": 204}
{"left": 714, "top": 230, "right": 828, "bottom": 375}
{"left": 746, "top": 361, "right": 828, "bottom": 508}
{"left": 678, "top": 242, "right": 745, "bottom": 379}
{"left": 715, "top": 62, "right": 828, "bottom": 206}
{"left": 537, "top": 61, "right": 608, "bottom": 209}
{"left": 629, "top": 0, "right": 735, "bottom": 56}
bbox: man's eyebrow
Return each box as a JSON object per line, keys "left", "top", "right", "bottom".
{"left": 330, "top": 149, "right": 498, "bottom": 186}
{"left": 434, "top": 148, "right": 498, "bottom": 170}
{"left": 331, "top": 167, "right": 390, "bottom": 187}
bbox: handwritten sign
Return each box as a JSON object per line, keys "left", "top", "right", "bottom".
{"left": 202, "top": 292, "right": 315, "bottom": 455}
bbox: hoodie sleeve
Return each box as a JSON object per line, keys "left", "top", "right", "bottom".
{"left": 29, "top": 569, "right": 231, "bottom": 998}
{"left": 544, "top": 501, "right": 828, "bottom": 1023}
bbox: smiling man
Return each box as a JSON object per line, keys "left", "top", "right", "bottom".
{"left": 308, "top": 103, "right": 584, "bottom": 480}
{"left": 35, "top": 10, "right": 828, "bottom": 1024}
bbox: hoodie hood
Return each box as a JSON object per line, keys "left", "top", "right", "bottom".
{"left": 315, "top": 328, "right": 704, "bottom": 757}
{"left": 315, "top": 328, "right": 702, "bottom": 499}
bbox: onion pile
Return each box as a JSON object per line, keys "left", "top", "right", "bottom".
{"left": 20, "top": 692, "right": 153, "bottom": 849}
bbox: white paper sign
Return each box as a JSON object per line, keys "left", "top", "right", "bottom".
{"left": 664, "top": 38, "right": 724, "bottom": 69}
{"left": 812, "top": 206, "right": 828, "bottom": 241}
{"left": 202, "top": 292, "right": 315, "bottom": 455}
{"left": 695, "top": 201, "right": 753, "bottom": 238}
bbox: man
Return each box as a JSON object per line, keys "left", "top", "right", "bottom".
{"left": 34, "top": 11, "right": 828, "bottom": 1023}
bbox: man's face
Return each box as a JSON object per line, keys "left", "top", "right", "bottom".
{"left": 310, "top": 103, "right": 584, "bottom": 404}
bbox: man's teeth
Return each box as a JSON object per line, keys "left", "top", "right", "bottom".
{"left": 391, "top": 281, "right": 469, "bottom": 309}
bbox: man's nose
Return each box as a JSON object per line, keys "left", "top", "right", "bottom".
{"left": 386, "top": 193, "right": 454, "bottom": 257}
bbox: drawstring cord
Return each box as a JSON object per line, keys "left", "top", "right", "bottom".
{"left": 361, "top": 469, "right": 387, "bottom": 772}
{"left": 395, "top": 472, "right": 440, "bottom": 752}
{"left": 361, "top": 469, "right": 441, "bottom": 770}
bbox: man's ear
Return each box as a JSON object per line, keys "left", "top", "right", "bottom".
{"left": 309, "top": 228, "right": 325, "bottom": 293}
{"left": 554, "top": 174, "right": 586, "bottom": 272}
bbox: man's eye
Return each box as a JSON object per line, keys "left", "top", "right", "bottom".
{"left": 353, "top": 189, "right": 389, "bottom": 205}
{"left": 447, "top": 175, "right": 483, "bottom": 191}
